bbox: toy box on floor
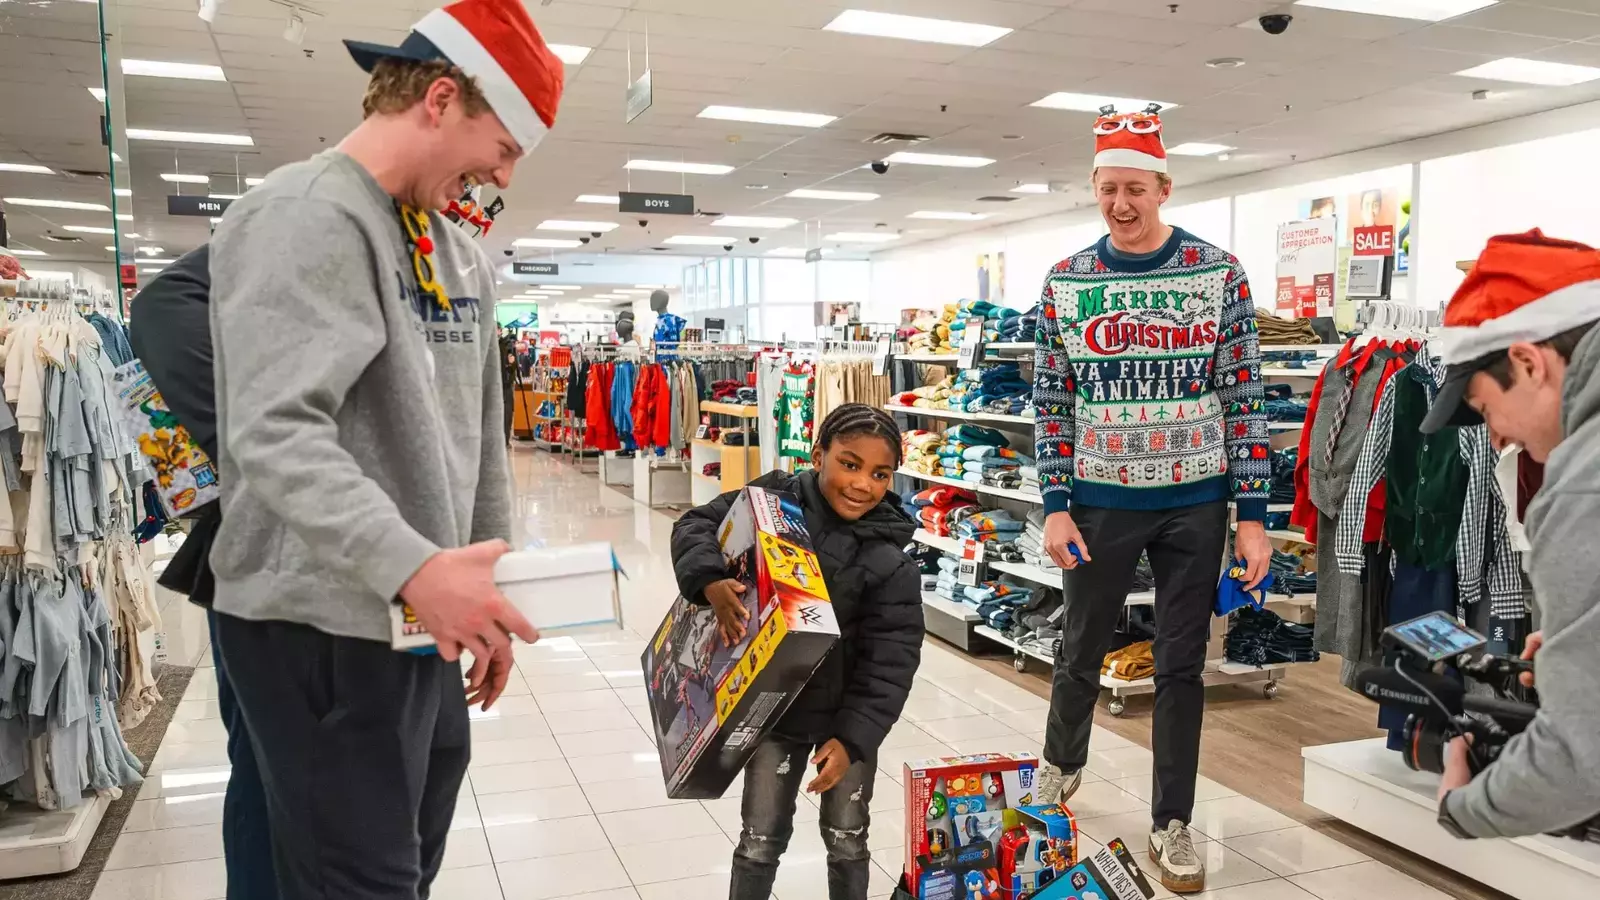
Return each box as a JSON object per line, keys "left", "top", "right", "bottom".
{"left": 905, "top": 752, "right": 1083, "bottom": 900}
{"left": 1033, "top": 837, "right": 1155, "bottom": 900}
{"left": 641, "top": 485, "right": 838, "bottom": 800}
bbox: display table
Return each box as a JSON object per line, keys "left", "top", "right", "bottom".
{"left": 1302, "top": 739, "right": 1600, "bottom": 900}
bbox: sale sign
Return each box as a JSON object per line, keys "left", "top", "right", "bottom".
{"left": 1353, "top": 225, "right": 1395, "bottom": 257}
{"left": 1275, "top": 217, "right": 1338, "bottom": 319}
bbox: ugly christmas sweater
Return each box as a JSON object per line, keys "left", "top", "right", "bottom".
{"left": 1032, "top": 227, "right": 1270, "bottom": 521}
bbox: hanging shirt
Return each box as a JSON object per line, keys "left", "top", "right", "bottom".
{"left": 775, "top": 367, "right": 815, "bottom": 460}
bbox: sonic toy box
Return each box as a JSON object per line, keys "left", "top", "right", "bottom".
{"left": 1033, "top": 837, "right": 1155, "bottom": 900}
{"left": 642, "top": 485, "right": 839, "bottom": 800}
{"left": 904, "top": 753, "right": 1042, "bottom": 898}
{"left": 998, "top": 805, "right": 1079, "bottom": 900}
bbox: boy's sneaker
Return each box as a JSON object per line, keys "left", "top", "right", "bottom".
{"left": 1149, "top": 819, "right": 1205, "bottom": 893}
{"left": 1036, "top": 764, "right": 1082, "bottom": 806}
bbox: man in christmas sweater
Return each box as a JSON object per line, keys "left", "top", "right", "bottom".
{"left": 1031, "top": 106, "right": 1272, "bottom": 894}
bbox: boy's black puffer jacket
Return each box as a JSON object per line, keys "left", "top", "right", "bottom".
{"left": 670, "top": 470, "right": 923, "bottom": 763}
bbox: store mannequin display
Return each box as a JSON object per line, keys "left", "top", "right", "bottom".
{"left": 652, "top": 288, "right": 686, "bottom": 348}
{"left": 1030, "top": 104, "right": 1270, "bottom": 894}
{"left": 204, "top": 0, "right": 561, "bottom": 893}
{"left": 616, "top": 308, "right": 638, "bottom": 344}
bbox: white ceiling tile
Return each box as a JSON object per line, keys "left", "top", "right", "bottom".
{"left": 1451, "top": 1, "right": 1600, "bottom": 39}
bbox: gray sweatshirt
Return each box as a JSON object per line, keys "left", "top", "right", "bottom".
{"left": 208, "top": 150, "right": 511, "bottom": 643}
{"left": 1447, "top": 323, "right": 1600, "bottom": 838}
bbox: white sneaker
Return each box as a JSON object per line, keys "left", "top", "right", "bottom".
{"left": 1149, "top": 819, "right": 1205, "bottom": 893}
{"left": 1035, "top": 764, "right": 1082, "bottom": 806}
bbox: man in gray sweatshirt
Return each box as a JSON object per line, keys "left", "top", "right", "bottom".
{"left": 1421, "top": 229, "right": 1600, "bottom": 840}
{"left": 207, "top": 1, "right": 564, "bottom": 895}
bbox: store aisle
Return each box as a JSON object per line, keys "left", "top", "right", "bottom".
{"left": 91, "top": 449, "right": 1454, "bottom": 900}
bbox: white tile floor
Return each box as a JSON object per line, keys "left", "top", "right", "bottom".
{"left": 92, "top": 449, "right": 1455, "bottom": 900}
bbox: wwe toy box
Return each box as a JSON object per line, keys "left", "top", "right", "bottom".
{"left": 642, "top": 485, "right": 838, "bottom": 800}
{"left": 390, "top": 544, "right": 623, "bottom": 651}
{"left": 905, "top": 752, "right": 1082, "bottom": 900}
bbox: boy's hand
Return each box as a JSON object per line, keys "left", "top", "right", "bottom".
{"left": 704, "top": 578, "right": 750, "bottom": 647}
{"left": 808, "top": 739, "right": 851, "bottom": 794}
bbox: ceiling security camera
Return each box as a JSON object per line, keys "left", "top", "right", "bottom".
{"left": 579, "top": 236, "right": 591, "bottom": 244}
{"left": 723, "top": 244, "right": 734, "bottom": 251}
{"left": 870, "top": 160, "right": 890, "bottom": 175}
{"left": 748, "top": 236, "right": 760, "bottom": 244}
{"left": 637, "top": 219, "right": 649, "bottom": 227}
{"left": 502, "top": 249, "right": 514, "bottom": 257}
{"left": 590, "top": 231, "right": 602, "bottom": 238}
{"left": 1258, "top": 14, "right": 1292, "bottom": 34}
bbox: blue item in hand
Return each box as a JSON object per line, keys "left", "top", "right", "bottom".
{"left": 1215, "top": 565, "right": 1274, "bottom": 616}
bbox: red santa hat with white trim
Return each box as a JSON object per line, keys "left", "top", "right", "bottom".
{"left": 1092, "top": 104, "right": 1168, "bottom": 174}
{"left": 343, "top": 0, "right": 564, "bottom": 155}
{"left": 1421, "top": 228, "right": 1600, "bottom": 433}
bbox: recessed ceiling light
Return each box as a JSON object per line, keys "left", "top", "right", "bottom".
{"left": 127, "top": 128, "right": 254, "bottom": 146}
{"left": 126, "top": 232, "right": 143, "bottom": 238}
{"left": 138, "top": 246, "right": 164, "bottom": 255}
{"left": 575, "top": 194, "right": 620, "bottom": 204}
{"left": 137, "top": 257, "right": 176, "bottom": 264}
{"left": 624, "top": 159, "right": 734, "bottom": 175}
{"left": 786, "top": 188, "right": 880, "bottom": 201}
{"left": 141, "top": 267, "right": 167, "bottom": 273}
{"left": 7, "top": 249, "right": 46, "bottom": 257}
{"left": 908, "top": 211, "right": 989, "bottom": 221}
{"left": 1031, "top": 92, "right": 1179, "bottom": 113}
{"left": 63, "top": 225, "right": 116, "bottom": 235}
{"left": 590, "top": 293, "right": 627, "bottom": 300}
{"left": 1217, "top": 153, "right": 1233, "bottom": 161}
{"left": 538, "top": 285, "right": 582, "bottom": 290}
{"left": 116, "top": 214, "right": 133, "bottom": 221}
{"left": 113, "top": 188, "right": 132, "bottom": 197}
{"left": 823, "top": 9, "right": 1012, "bottom": 47}
{"left": 635, "top": 284, "right": 666, "bottom": 289}
{"left": 87, "top": 87, "right": 106, "bottom": 102}
{"left": 1294, "top": 0, "right": 1496, "bottom": 22}
{"left": 697, "top": 106, "right": 837, "bottom": 128}
{"left": 745, "top": 184, "right": 770, "bottom": 190}
{"left": 1010, "top": 183, "right": 1051, "bottom": 194}
{"left": 712, "top": 216, "right": 797, "bottom": 228}
{"left": 547, "top": 44, "right": 591, "bottom": 65}
{"left": 245, "top": 177, "right": 264, "bottom": 186}
{"left": 825, "top": 232, "right": 899, "bottom": 243}
{"left": 209, "top": 193, "right": 242, "bottom": 200}
{"left": 537, "top": 220, "right": 620, "bottom": 232}
{"left": 1001, "top": 134, "right": 1024, "bottom": 141}
{"left": 1167, "top": 142, "right": 1234, "bottom": 156}
{"left": 882, "top": 151, "right": 994, "bottom": 168}
{"left": 1455, "top": 57, "right": 1600, "bottom": 86}
{"left": 104, "top": 245, "right": 118, "bottom": 252}
{"left": 0, "top": 163, "right": 53, "bottom": 175}
{"left": 579, "top": 297, "right": 611, "bottom": 304}
{"left": 765, "top": 247, "right": 821, "bottom": 257}
{"left": 161, "top": 173, "right": 210, "bottom": 184}
{"left": 663, "top": 235, "right": 733, "bottom": 246}
{"left": 1206, "top": 57, "right": 1247, "bottom": 69}
{"left": 513, "top": 238, "right": 582, "bottom": 248}
{"left": 3, "top": 197, "right": 109, "bottom": 211}
{"left": 122, "top": 59, "right": 227, "bottom": 81}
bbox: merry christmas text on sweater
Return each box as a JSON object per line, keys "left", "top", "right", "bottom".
{"left": 1031, "top": 230, "right": 1270, "bottom": 520}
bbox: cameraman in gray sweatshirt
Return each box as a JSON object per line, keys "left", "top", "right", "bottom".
{"left": 1421, "top": 230, "right": 1600, "bottom": 841}
{"left": 207, "top": 2, "right": 565, "bottom": 895}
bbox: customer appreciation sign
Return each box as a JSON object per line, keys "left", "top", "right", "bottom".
{"left": 1275, "top": 217, "right": 1337, "bottom": 319}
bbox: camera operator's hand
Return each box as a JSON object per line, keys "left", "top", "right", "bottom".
{"left": 1438, "top": 735, "right": 1475, "bottom": 803}
{"left": 1043, "top": 512, "right": 1090, "bottom": 570}
{"left": 1520, "top": 631, "right": 1542, "bottom": 688}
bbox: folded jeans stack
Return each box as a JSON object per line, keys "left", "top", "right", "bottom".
{"left": 1224, "top": 606, "right": 1320, "bottom": 667}
{"left": 1270, "top": 447, "right": 1298, "bottom": 504}
{"left": 1268, "top": 547, "right": 1317, "bottom": 596}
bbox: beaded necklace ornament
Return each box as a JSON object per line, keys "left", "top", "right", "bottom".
{"left": 398, "top": 203, "right": 450, "bottom": 313}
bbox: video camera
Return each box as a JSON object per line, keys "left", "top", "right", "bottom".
{"left": 1356, "top": 612, "right": 1600, "bottom": 842}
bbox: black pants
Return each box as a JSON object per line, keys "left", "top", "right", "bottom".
{"left": 215, "top": 614, "right": 470, "bottom": 900}
{"left": 1043, "top": 501, "right": 1227, "bottom": 829}
{"left": 730, "top": 737, "right": 875, "bottom": 900}
{"left": 208, "top": 611, "right": 279, "bottom": 900}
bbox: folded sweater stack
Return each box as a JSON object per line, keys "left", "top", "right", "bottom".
{"left": 905, "top": 304, "right": 959, "bottom": 356}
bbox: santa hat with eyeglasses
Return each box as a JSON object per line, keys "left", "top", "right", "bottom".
{"left": 1421, "top": 228, "right": 1600, "bottom": 433}
{"left": 343, "top": 0, "right": 564, "bottom": 154}
{"left": 1093, "top": 104, "right": 1168, "bottom": 173}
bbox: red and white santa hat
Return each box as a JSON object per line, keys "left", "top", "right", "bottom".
{"left": 344, "top": 0, "right": 564, "bottom": 154}
{"left": 1421, "top": 229, "right": 1600, "bottom": 432}
{"left": 1092, "top": 104, "right": 1168, "bottom": 174}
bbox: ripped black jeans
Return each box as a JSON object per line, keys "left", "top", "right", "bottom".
{"left": 730, "top": 737, "right": 875, "bottom": 900}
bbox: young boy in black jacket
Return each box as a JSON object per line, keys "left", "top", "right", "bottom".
{"left": 671, "top": 404, "right": 925, "bottom": 900}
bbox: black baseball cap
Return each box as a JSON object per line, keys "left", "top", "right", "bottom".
{"left": 1420, "top": 358, "right": 1490, "bottom": 434}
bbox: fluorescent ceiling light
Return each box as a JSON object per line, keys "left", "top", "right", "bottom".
{"left": 141, "top": 267, "right": 167, "bottom": 273}
{"left": 0, "top": 163, "right": 53, "bottom": 175}
{"left": 64, "top": 225, "right": 116, "bottom": 235}
{"left": 1454, "top": 57, "right": 1600, "bottom": 86}
{"left": 538, "top": 285, "right": 582, "bottom": 290}
{"left": 137, "top": 257, "right": 176, "bottom": 264}
{"left": 1011, "top": 183, "right": 1050, "bottom": 194}
{"left": 825, "top": 232, "right": 898, "bottom": 243}
{"left": 128, "top": 128, "right": 254, "bottom": 146}
{"left": 882, "top": 151, "right": 994, "bottom": 168}
{"left": 624, "top": 159, "right": 733, "bottom": 175}
{"left": 786, "top": 188, "right": 880, "bottom": 202}
{"left": 635, "top": 284, "right": 666, "bottom": 289}
{"left": 615, "top": 288, "right": 652, "bottom": 295}
{"left": 823, "top": 9, "right": 1011, "bottom": 47}
{"left": 513, "top": 238, "right": 582, "bottom": 248}
{"left": 138, "top": 246, "right": 164, "bottom": 255}
{"left": 87, "top": 87, "right": 106, "bottom": 102}
{"left": 7, "top": 249, "right": 46, "bottom": 257}
{"left": 579, "top": 297, "right": 611, "bottom": 304}
{"left": 116, "top": 214, "right": 132, "bottom": 221}
{"left": 908, "top": 211, "right": 989, "bottom": 221}
{"left": 161, "top": 173, "right": 210, "bottom": 184}
{"left": 1031, "top": 92, "right": 1179, "bottom": 112}
{"left": 104, "top": 245, "right": 117, "bottom": 252}
{"left": 664, "top": 235, "right": 733, "bottom": 246}
{"left": 712, "top": 216, "right": 797, "bottom": 229}
{"left": 245, "top": 177, "right": 264, "bottom": 186}
{"left": 765, "top": 247, "right": 821, "bottom": 258}
{"left": 698, "top": 106, "right": 836, "bottom": 128}
{"left": 209, "top": 193, "right": 242, "bottom": 200}
{"left": 122, "top": 59, "right": 227, "bottom": 81}
{"left": 576, "top": 194, "right": 620, "bottom": 204}
{"left": 548, "top": 44, "right": 591, "bottom": 65}
{"left": 126, "top": 232, "right": 143, "bottom": 238}
{"left": 113, "top": 188, "right": 131, "bottom": 197}
{"left": 537, "top": 220, "right": 620, "bottom": 232}
{"left": 2, "top": 197, "right": 108, "bottom": 211}
{"left": 590, "top": 294, "right": 627, "bottom": 300}
{"left": 1293, "top": 0, "right": 1496, "bottom": 21}
{"left": 1167, "top": 142, "right": 1235, "bottom": 156}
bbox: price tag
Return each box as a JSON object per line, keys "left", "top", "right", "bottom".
{"left": 957, "top": 539, "right": 987, "bottom": 587}
{"left": 958, "top": 319, "right": 987, "bottom": 370}
{"left": 873, "top": 338, "right": 892, "bottom": 376}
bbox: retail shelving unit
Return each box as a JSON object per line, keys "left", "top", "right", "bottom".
{"left": 1303, "top": 739, "right": 1600, "bottom": 900}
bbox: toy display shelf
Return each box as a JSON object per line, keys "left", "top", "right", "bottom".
{"left": 897, "top": 468, "right": 1040, "bottom": 505}
{"left": 0, "top": 793, "right": 109, "bottom": 878}
{"left": 912, "top": 531, "right": 1155, "bottom": 608}
{"left": 884, "top": 404, "right": 1034, "bottom": 428}
{"left": 1303, "top": 739, "right": 1600, "bottom": 900}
